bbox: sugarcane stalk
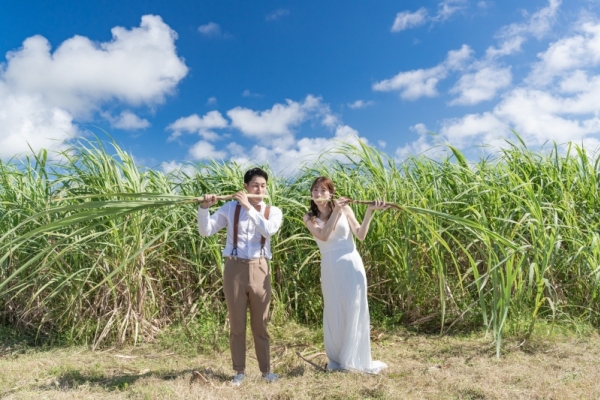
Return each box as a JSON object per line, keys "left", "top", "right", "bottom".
{"left": 197, "top": 193, "right": 268, "bottom": 202}
{"left": 308, "top": 197, "right": 402, "bottom": 210}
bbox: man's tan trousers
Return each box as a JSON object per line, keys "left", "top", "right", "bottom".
{"left": 223, "top": 257, "right": 271, "bottom": 373}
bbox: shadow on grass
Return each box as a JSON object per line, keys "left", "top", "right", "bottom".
{"left": 36, "top": 367, "right": 216, "bottom": 392}
{"left": 40, "top": 365, "right": 315, "bottom": 392}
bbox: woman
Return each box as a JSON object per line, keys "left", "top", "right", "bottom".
{"left": 303, "top": 176, "right": 388, "bottom": 374}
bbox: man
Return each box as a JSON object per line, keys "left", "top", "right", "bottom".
{"left": 197, "top": 167, "right": 282, "bottom": 386}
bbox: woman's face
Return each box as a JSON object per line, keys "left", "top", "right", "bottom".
{"left": 312, "top": 183, "right": 331, "bottom": 203}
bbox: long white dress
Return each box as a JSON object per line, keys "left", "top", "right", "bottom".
{"left": 315, "top": 214, "right": 387, "bottom": 374}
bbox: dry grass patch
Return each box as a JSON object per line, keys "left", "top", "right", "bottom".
{"left": 1, "top": 325, "right": 600, "bottom": 399}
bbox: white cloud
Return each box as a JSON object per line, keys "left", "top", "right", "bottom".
{"left": 242, "top": 89, "right": 263, "bottom": 98}
{"left": 225, "top": 105, "right": 369, "bottom": 174}
{"left": 321, "top": 113, "right": 339, "bottom": 128}
{"left": 434, "top": 0, "right": 467, "bottom": 22}
{"left": 0, "top": 15, "right": 187, "bottom": 159}
{"left": 335, "top": 125, "right": 359, "bottom": 138}
{"left": 383, "top": 1, "right": 563, "bottom": 108}
{"left": 485, "top": 36, "right": 526, "bottom": 58}
{"left": 206, "top": 97, "right": 217, "bottom": 105}
{"left": 373, "top": 66, "right": 446, "bottom": 100}
{"left": 189, "top": 140, "right": 227, "bottom": 160}
{"left": 528, "top": 21, "right": 600, "bottom": 85}
{"left": 445, "top": 44, "right": 475, "bottom": 69}
{"left": 166, "top": 110, "right": 228, "bottom": 141}
{"left": 198, "top": 22, "right": 222, "bottom": 36}
{"left": 229, "top": 134, "right": 368, "bottom": 175}
{"left": 512, "top": 0, "right": 561, "bottom": 39}
{"left": 160, "top": 160, "right": 196, "bottom": 176}
{"left": 226, "top": 142, "right": 246, "bottom": 156}
{"left": 493, "top": 87, "right": 600, "bottom": 143}
{"left": 198, "top": 22, "right": 231, "bottom": 39}
{"left": 412, "top": 123, "right": 429, "bottom": 135}
{"left": 436, "top": 81, "right": 600, "bottom": 152}
{"left": 559, "top": 70, "right": 591, "bottom": 93}
{"left": 412, "top": 20, "right": 600, "bottom": 154}
{"left": 487, "top": 0, "right": 562, "bottom": 58}
{"left": 103, "top": 110, "right": 150, "bottom": 130}
{"left": 448, "top": 1, "right": 562, "bottom": 106}
{"left": 391, "top": 1, "right": 466, "bottom": 33}
{"left": 348, "top": 100, "right": 374, "bottom": 109}
{"left": 3, "top": 15, "right": 187, "bottom": 117}
{"left": 391, "top": 1, "right": 600, "bottom": 158}
{"left": 161, "top": 160, "right": 183, "bottom": 173}
{"left": 266, "top": 9, "right": 290, "bottom": 21}
{"left": 391, "top": 8, "right": 428, "bottom": 32}
{"left": 395, "top": 123, "right": 446, "bottom": 159}
{"left": 450, "top": 66, "right": 512, "bottom": 105}
{"left": 0, "top": 85, "right": 77, "bottom": 159}
{"left": 440, "top": 112, "right": 506, "bottom": 145}
{"left": 169, "top": 95, "right": 369, "bottom": 175}
{"left": 227, "top": 95, "right": 322, "bottom": 139}
{"left": 373, "top": 45, "right": 473, "bottom": 100}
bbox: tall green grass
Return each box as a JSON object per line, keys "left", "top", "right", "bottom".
{"left": 1, "top": 138, "right": 599, "bottom": 357}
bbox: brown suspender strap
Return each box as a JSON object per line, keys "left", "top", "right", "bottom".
{"left": 231, "top": 203, "right": 271, "bottom": 257}
{"left": 260, "top": 205, "right": 271, "bottom": 248}
{"left": 232, "top": 204, "right": 242, "bottom": 256}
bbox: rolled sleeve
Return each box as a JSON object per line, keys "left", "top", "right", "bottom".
{"left": 197, "top": 204, "right": 228, "bottom": 236}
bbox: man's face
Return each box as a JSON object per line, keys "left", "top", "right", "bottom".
{"left": 244, "top": 176, "right": 267, "bottom": 196}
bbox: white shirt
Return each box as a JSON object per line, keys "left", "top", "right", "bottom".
{"left": 197, "top": 200, "right": 283, "bottom": 260}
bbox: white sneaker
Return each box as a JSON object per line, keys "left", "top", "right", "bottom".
{"left": 231, "top": 373, "right": 245, "bottom": 386}
{"left": 262, "top": 372, "right": 278, "bottom": 383}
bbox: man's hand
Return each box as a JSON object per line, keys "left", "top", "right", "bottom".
{"left": 233, "top": 190, "right": 252, "bottom": 210}
{"left": 199, "top": 194, "right": 218, "bottom": 209}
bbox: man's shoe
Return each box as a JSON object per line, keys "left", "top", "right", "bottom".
{"left": 262, "top": 372, "right": 278, "bottom": 383}
{"left": 231, "top": 373, "right": 245, "bottom": 387}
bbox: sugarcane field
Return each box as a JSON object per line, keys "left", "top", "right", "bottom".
{"left": 2, "top": 138, "right": 600, "bottom": 399}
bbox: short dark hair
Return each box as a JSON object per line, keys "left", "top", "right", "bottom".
{"left": 244, "top": 167, "right": 269, "bottom": 184}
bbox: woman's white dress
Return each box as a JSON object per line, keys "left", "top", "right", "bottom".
{"left": 315, "top": 214, "right": 387, "bottom": 374}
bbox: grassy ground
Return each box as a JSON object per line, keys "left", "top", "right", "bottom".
{"left": 1, "top": 323, "right": 600, "bottom": 399}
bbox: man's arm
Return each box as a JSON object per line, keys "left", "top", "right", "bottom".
{"left": 197, "top": 202, "right": 229, "bottom": 236}
{"left": 247, "top": 206, "right": 283, "bottom": 238}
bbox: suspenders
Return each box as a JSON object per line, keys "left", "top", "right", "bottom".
{"left": 231, "top": 203, "right": 271, "bottom": 258}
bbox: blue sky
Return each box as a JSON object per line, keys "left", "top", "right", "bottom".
{"left": 1, "top": 0, "right": 599, "bottom": 173}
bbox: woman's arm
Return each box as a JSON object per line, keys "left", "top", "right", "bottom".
{"left": 344, "top": 200, "right": 387, "bottom": 241}
{"left": 302, "top": 200, "right": 346, "bottom": 241}
{"left": 303, "top": 211, "right": 341, "bottom": 242}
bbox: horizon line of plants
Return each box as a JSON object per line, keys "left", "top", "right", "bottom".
{"left": 1, "top": 136, "right": 600, "bottom": 357}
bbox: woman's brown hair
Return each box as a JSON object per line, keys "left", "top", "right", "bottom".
{"left": 308, "top": 177, "right": 335, "bottom": 222}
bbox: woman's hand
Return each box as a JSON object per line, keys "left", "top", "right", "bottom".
{"left": 333, "top": 197, "right": 350, "bottom": 210}
{"left": 367, "top": 199, "right": 389, "bottom": 211}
